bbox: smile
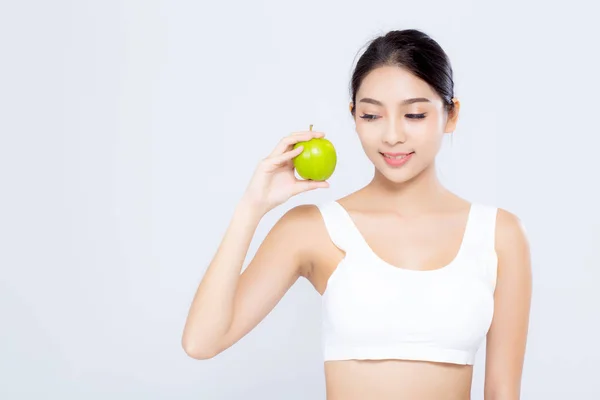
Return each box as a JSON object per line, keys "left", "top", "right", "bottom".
{"left": 380, "top": 151, "right": 415, "bottom": 167}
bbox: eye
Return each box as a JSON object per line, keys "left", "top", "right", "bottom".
{"left": 360, "top": 113, "right": 426, "bottom": 121}
{"left": 406, "top": 113, "right": 426, "bottom": 119}
{"left": 359, "top": 114, "right": 379, "bottom": 122}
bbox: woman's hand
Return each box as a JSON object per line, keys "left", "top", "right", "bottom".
{"left": 241, "top": 130, "right": 330, "bottom": 215}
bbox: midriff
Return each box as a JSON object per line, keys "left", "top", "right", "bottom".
{"left": 324, "top": 359, "right": 473, "bottom": 400}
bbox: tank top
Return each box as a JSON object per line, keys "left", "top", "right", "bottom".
{"left": 315, "top": 200, "right": 498, "bottom": 365}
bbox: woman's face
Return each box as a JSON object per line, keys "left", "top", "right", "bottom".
{"left": 351, "top": 65, "right": 460, "bottom": 184}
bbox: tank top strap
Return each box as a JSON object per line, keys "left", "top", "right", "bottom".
{"left": 458, "top": 203, "right": 499, "bottom": 287}
{"left": 315, "top": 200, "right": 366, "bottom": 254}
{"left": 461, "top": 203, "right": 498, "bottom": 253}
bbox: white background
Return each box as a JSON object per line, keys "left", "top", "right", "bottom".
{"left": 1, "top": 1, "right": 599, "bottom": 399}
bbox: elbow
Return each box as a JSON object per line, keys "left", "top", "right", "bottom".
{"left": 181, "top": 337, "right": 221, "bottom": 360}
{"left": 182, "top": 342, "right": 219, "bottom": 360}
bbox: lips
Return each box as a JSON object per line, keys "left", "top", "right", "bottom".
{"left": 380, "top": 151, "right": 414, "bottom": 159}
{"left": 380, "top": 151, "right": 414, "bottom": 167}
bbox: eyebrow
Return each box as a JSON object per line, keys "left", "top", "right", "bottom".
{"left": 357, "top": 97, "right": 432, "bottom": 106}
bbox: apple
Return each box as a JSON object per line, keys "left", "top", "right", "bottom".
{"left": 293, "top": 127, "right": 337, "bottom": 181}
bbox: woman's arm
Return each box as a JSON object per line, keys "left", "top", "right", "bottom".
{"left": 484, "top": 208, "right": 533, "bottom": 399}
{"left": 181, "top": 129, "right": 328, "bottom": 359}
{"left": 181, "top": 201, "right": 319, "bottom": 360}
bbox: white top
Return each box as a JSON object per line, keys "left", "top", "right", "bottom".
{"left": 316, "top": 200, "right": 498, "bottom": 365}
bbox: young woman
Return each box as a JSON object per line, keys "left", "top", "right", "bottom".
{"left": 182, "top": 28, "right": 532, "bottom": 400}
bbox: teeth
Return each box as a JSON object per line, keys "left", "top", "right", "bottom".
{"left": 383, "top": 154, "right": 408, "bottom": 159}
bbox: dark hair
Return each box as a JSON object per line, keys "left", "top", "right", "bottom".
{"left": 349, "top": 29, "right": 456, "bottom": 118}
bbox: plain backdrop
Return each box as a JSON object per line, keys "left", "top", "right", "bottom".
{"left": 1, "top": 0, "right": 599, "bottom": 399}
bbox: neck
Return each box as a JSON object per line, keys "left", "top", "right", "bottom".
{"left": 365, "top": 162, "right": 452, "bottom": 215}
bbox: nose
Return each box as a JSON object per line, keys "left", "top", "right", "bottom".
{"left": 382, "top": 121, "right": 407, "bottom": 145}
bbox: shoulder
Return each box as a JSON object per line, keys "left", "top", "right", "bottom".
{"left": 494, "top": 207, "right": 529, "bottom": 251}
{"left": 277, "top": 202, "right": 326, "bottom": 229}
{"left": 493, "top": 207, "right": 531, "bottom": 276}
{"left": 269, "top": 204, "right": 324, "bottom": 248}
{"left": 278, "top": 196, "right": 350, "bottom": 225}
{"left": 272, "top": 201, "right": 336, "bottom": 273}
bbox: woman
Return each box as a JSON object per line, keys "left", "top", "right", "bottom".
{"left": 182, "top": 28, "right": 532, "bottom": 400}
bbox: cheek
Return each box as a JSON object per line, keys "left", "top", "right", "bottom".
{"left": 411, "top": 121, "right": 444, "bottom": 145}
{"left": 355, "top": 131, "right": 377, "bottom": 149}
{"left": 416, "top": 136, "right": 444, "bottom": 158}
{"left": 409, "top": 117, "right": 438, "bottom": 134}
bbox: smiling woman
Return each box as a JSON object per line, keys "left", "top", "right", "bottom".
{"left": 182, "top": 28, "right": 531, "bottom": 400}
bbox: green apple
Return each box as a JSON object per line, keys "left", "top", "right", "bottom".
{"left": 293, "top": 136, "right": 337, "bottom": 181}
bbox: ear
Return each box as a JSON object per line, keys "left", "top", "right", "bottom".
{"left": 444, "top": 97, "right": 460, "bottom": 134}
{"left": 349, "top": 101, "right": 354, "bottom": 114}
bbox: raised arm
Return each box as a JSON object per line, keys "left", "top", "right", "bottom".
{"left": 181, "top": 130, "right": 329, "bottom": 359}
{"left": 484, "top": 208, "right": 532, "bottom": 399}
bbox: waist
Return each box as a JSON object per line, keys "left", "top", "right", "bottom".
{"left": 324, "top": 359, "right": 473, "bottom": 400}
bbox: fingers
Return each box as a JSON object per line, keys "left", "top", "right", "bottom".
{"left": 268, "top": 130, "right": 325, "bottom": 158}
{"left": 269, "top": 144, "right": 305, "bottom": 167}
{"left": 289, "top": 179, "right": 330, "bottom": 196}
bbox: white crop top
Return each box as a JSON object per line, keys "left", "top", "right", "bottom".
{"left": 316, "top": 200, "right": 498, "bottom": 365}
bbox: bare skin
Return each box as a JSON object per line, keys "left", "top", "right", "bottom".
{"left": 182, "top": 66, "right": 532, "bottom": 400}
{"left": 307, "top": 185, "right": 530, "bottom": 399}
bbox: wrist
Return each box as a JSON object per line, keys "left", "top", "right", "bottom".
{"left": 236, "top": 196, "right": 267, "bottom": 222}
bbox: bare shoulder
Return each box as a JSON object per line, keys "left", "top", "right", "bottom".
{"left": 273, "top": 202, "right": 333, "bottom": 277}
{"left": 495, "top": 208, "right": 530, "bottom": 251}
{"left": 276, "top": 203, "right": 325, "bottom": 241}
{"left": 494, "top": 207, "right": 531, "bottom": 274}
{"left": 278, "top": 203, "right": 323, "bottom": 228}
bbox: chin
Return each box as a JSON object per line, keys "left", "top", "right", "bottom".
{"left": 379, "top": 169, "right": 418, "bottom": 184}
{"left": 374, "top": 165, "right": 418, "bottom": 185}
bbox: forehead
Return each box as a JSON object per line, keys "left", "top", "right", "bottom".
{"left": 356, "top": 65, "right": 439, "bottom": 105}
